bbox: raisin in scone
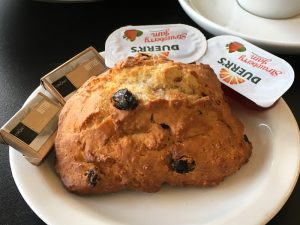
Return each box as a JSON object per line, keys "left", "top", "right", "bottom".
{"left": 55, "top": 54, "right": 252, "bottom": 194}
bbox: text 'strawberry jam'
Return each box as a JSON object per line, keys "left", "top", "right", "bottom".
{"left": 199, "top": 35, "right": 294, "bottom": 108}
{"left": 105, "top": 24, "right": 207, "bottom": 67}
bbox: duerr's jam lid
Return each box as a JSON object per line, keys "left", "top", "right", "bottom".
{"left": 105, "top": 24, "right": 207, "bottom": 67}
{"left": 199, "top": 35, "right": 294, "bottom": 108}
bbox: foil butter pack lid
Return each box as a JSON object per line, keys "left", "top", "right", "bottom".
{"left": 199, "top": 35, "right": 294, "bottom": 108}
{"left": 105, "top": 24, "right": 207, "bottom": 67}
{"left": 0, "top": 92, "right": 62, "bottom": 165}
{"left": 41, "top": 47, "right": 108, "bottom": 105}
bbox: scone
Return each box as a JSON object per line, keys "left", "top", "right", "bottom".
{"left": 55, "top": 54, "right": 252, "bottom": 194}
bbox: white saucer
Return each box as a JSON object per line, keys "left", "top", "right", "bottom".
{"left": 179, "top": 0, "right": 300, "bottom": 54}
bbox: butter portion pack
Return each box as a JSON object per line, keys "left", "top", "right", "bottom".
{"left": 0, "top": 93, "right": 61, "bottom": 165}
{"left": 1, "top": 47, "right": 107, "bottom": 165}
{"left": 199, "top": 35, "right": 294, "bottom": 108}
{"left": 41, "top": 47, "right": 107, "bottom": 105}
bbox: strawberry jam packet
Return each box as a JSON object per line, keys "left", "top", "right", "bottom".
{"left": 199, "top": 35, "right": 294, "bottom": 109}
{"left": 105, "top": 24, "right": 207, "bottom": 67}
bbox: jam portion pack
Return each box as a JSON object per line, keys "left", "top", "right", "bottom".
{"left": 105, "top": 24, "right": 207, "bottom": 67}
{"left": 199, "top": 35, "right": 294, "bottom": 108}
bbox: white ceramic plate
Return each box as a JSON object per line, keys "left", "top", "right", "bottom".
{"left": 10, "top": 86, "right": 300, "bottom": 225}
{"left": 178, "top": 0, "right": 300, "bottom": 54}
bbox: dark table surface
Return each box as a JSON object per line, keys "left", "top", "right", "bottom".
{"left": 0, "top": 1, "right": 299, "bottom": 224}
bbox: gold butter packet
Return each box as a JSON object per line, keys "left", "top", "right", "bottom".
{"left": 0, "top": 92, "right": 61, "bottom": 165}
{"left": 41, "top": 47, "right": 107, "bottom": 105}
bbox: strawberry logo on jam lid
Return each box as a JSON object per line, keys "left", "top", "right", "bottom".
{"left": 123, "top": 29, "right": 143, "bottom": 42}
{"left": 226, "top": 42, "right": 246, "bottom": 53}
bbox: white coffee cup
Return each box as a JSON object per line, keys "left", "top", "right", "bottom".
{"left": 237, "top": 0, "right": 300, "bottom": 19}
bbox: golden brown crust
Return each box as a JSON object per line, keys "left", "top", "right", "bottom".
{"left": 55, "top": 54, "right": 252, "bottom": 194}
